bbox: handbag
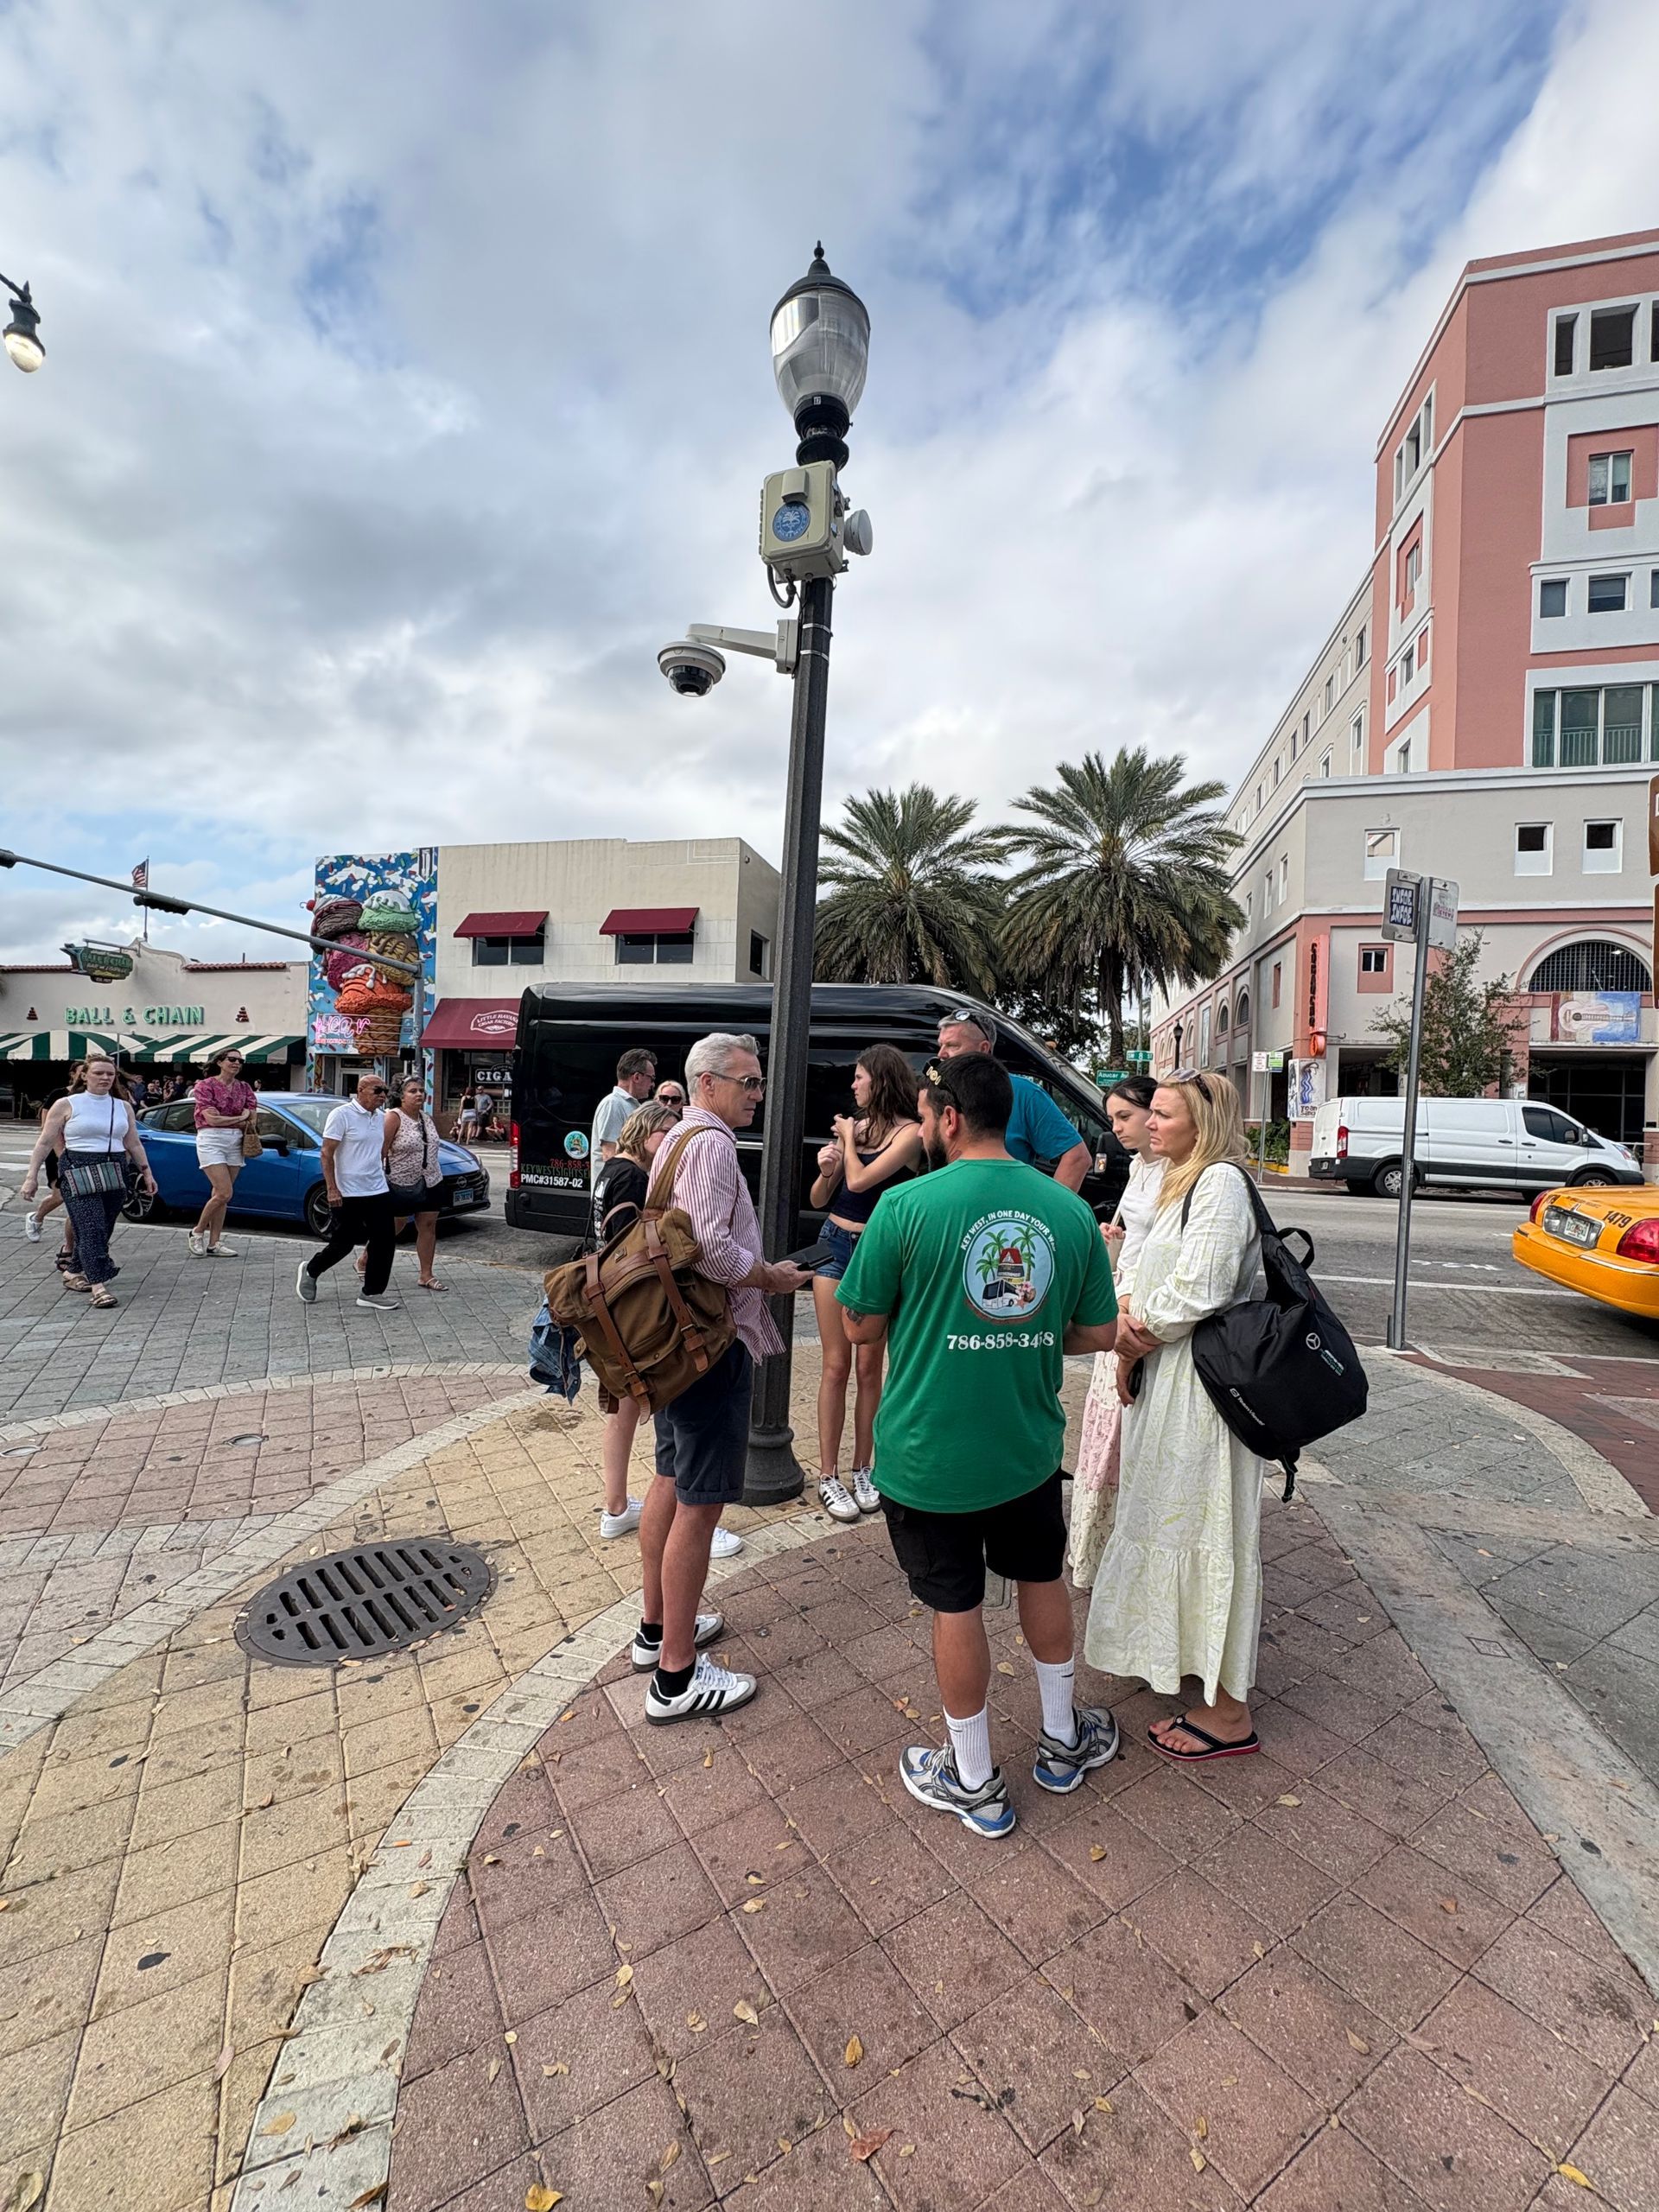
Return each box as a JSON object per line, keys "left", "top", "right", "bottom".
{"left": 242, "top": 1125, "right": 264, "bottom": 1158}
{"left": 60, "top": 1099, "right": 129, "bottom": 1199}
{"left": 1177, "top": 1163, "right": 1369, "bottom": 1500}
{"left": 542, "top": 1125, "right": 736, "bottom": 1414}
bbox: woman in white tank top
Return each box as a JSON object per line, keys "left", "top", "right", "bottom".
{"left": 21, "top": 1058, "right": 156, "bottom": 1307}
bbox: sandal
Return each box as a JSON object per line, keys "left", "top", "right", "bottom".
{"left": 1147, "top": 1716, "right": 1261, "bottom": 1763}
{"left": 416, "top": 1279, "right": 447, "bottom": 1292}
{"left": 90, "top": 1288, "right": 118, "bottom": 1309}
{"left": 62, "top": 1273, "right": 92, "bottom": 1293}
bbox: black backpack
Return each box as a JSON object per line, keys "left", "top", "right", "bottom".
{"left": 1178, "top": 1164, "right": 1368, "bottom": 1500}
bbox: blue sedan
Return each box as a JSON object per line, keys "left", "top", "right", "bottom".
{"left": 127, "top": 1092, "right": 491, "bottom": 1236}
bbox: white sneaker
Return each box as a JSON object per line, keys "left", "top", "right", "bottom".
{"left": 23, "top": 1211, "right": 42, "bottom": 1243}
{"left": 356, "top": 1294, "right": 401, "bottom": 1311}
{"left": 207, "top": 1240, "right": 239, "bottom": 1256}
{"left": 817, "top": 1476, "right": 861, "bottom": 1524}
{"left": 631, "top": 1611, "right": 725, "bottom": 1670}
{"left": 296, "top": 1262, "right": 317, "bottom": 1304}
{"left": 710, "top": 1526, "right": 745, "bottom": 1559}
{"left": 188, "top": 1230, "right": 207, "bottom": 1256}
{"left": 600, "top": 1499, "right": 643, "bottom": 1540}
{"left": 850, "top": 1467, "right": 880, "bottom": 1513}
{"left": 644, "top": 1652, "right": 758, "bottom": 1725}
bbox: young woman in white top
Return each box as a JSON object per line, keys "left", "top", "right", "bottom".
{"left": 1067, "top": 1076, "right": 1165, "bottom": 1586}
{"left": 1084, "top": 1071, "right": 1268, "bottom": 1763}
{"left": 21, "top": 1057, "right": 156, "bottom": 1308}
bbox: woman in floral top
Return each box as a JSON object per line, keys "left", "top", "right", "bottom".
{"left": 189, "top": 1048, "right": 258, "bottom": 1256}
{"left": 384, "top": 1075, "right": 445, "bottom": 1291}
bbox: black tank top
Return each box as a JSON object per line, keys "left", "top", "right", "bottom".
{"left": 829, "top": 1144, "right": 912, "bottom": 1227}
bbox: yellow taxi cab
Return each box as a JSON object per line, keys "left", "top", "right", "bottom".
{"left": 1512, "top": 1183, "right": 1659, "bottom": 1319}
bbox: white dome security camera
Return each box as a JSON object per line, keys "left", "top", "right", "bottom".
{"left": 658, "top": 639, "right": 727, "bottom": 697}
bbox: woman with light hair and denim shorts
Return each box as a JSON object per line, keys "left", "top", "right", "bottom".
{"left": 189, "top": 1047, "right": 258, "bottom": 1256}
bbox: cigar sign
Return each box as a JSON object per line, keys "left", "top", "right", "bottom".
{"left": 306, "top": 849, "right": 438, "bottom": 1055}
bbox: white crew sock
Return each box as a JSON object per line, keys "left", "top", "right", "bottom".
{"left": 944, "top": 1705, "right": 994, "bottom": 1789}
{"left": 1034, "top": 1657, "right": 1078, "bottom": 1746}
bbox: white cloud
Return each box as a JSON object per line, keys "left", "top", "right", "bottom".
{"left": 0, "top": 0, "right": 1655, "bottom": 963}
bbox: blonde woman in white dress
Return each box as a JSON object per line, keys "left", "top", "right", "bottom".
{"left": 1084, "top": 1069, "right": 1267, "bottom": 1761}
{"left": 1067, "top": 1077, "right": 1165, "bottom": 1587}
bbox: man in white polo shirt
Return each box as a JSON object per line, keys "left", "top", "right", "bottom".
{"left": 296, "top": 1073, "right": 400, "bottom": 1312}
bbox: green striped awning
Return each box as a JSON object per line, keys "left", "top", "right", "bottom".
{"left": 0, "top": 1030, "right": 303, "bottom": 1065}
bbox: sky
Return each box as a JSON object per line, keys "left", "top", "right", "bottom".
{"left": 2, "top": 0, "right": 1657, "bottom": 964}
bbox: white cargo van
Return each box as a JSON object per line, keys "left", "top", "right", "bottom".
{"left": 1309, "top": 1096, "right": 1643, "bottom": 1198}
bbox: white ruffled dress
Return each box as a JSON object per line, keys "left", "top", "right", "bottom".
{"left": 1082, "top": 1166, "right": 1266, "bottom": 1704}
{"left": 1066, "top": 1151, "right": 1164, "bottom": 1588}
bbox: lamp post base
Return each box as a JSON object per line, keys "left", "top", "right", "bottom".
{"left": 743, "top": 1420, "right": 805, "bottom": 1508}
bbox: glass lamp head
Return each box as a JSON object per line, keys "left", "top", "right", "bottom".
{"left": 3, "top": 286, "right": 43, "bottom": 373}
{"left": 770, "top": 245, "right": 868, "bottom": 467}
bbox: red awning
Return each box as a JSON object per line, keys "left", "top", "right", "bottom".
{"left": 452, "top": 911, "right": 547, "bottom": 938}
{"left": 598, "top": 906, "right": 698, "bottom": 936}
{"left": 420, "top": 999, "right": 523, "bottom": 1048}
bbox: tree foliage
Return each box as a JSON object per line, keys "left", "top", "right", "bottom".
{"left": 1370, "top": 930, "right": 1516, "bottom": 1096}
{"left": 996, "top": 747, "right": 1243, "bottom": 1061}
{"left": 812, "top": 784, "right": 1007, "bottom": 995}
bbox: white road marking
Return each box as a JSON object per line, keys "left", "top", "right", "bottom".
{"left": 1317, "top": 1274, "right": 1590, "bottom": 1300}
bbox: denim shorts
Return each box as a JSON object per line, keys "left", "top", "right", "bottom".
{"left": 389, "top": 1182, "right": 436, "bottom": 1212}
{"left": 815, "top": 1219, "right": 861, "bottom": 1281}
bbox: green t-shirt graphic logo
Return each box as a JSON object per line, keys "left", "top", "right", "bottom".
{"left": 963, "top": 1213, "right": 1055, "bottom": 1319}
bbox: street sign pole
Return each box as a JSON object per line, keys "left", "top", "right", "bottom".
{"left": 1388, "top": 885, "right": 1431, "bottom": 1351}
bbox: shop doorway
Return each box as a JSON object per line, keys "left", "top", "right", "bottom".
{"left": 1528, "top": 1054, "right": 1649, "bottom": 1148}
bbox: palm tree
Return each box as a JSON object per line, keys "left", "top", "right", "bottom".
{"left": 998, "top": 747, "right": 1243, "bottom": 1065}
{"left": 813, "top": 785, "right": 1007, "bottom": 995}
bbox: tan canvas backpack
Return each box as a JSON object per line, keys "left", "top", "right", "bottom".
{"left": 541, "top": 1124, "right": 737, "bottom": 1414}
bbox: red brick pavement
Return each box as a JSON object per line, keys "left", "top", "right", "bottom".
{"left": 1407, "top": 1356, "right": 1659, "bottom": 1515}
{"left": 0, "top": 1372, "right": 525, "bottom": 1539}
{"left": 388, "top": 1505, "right": 1657, "bottom": 2212}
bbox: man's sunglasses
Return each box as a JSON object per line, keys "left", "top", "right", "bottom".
{"left": 715, "top": 1072, "right": 765, "bottom": 1095}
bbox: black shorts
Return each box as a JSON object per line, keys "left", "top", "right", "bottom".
{"left": 652, "top": 1340, "right": 753, "bottom": 1509}
{"left": 880, "top": 1471, "right": 1067, "bottom": 1613}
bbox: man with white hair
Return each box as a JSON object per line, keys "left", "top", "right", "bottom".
{"left": 635, "top": 1032, "right": 811, "bottom": 1722}
{"left": 937, "top": 1008, "right": 1092, "bottom": 1192}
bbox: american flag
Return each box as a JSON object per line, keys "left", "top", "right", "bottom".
{"left": 131, "top": 859, "right": 149, "bottom": 888}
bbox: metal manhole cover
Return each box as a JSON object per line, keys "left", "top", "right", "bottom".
{"left": 235, "top": 1539, "right": 495, "bottom": 1667}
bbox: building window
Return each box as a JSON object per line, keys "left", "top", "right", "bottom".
{"left": 1216, "top": 1001, "right": 1230, "bottom": 1033}
{"left": 1403, "top": 542, "right": 1422, "bottom": 602}
{"left": 471, "top": 927, "right": 545, "bottom": 968}
{"left": 1402, "top": 640, "right": 1415, "bottom": 683}
{"left": 1363, "top": 828, "right": 1399, "bottom": 879}
{"left": 1324, "top": 675, "right": 1335, "bottom": 715}
{"left": 1587, "top": 451, "right": 1633, "bottom": 505}
{"left": 1355, "top": 626, "right": 1366, "bottom": 667}
{"left": 1289, "top": 726, "right": 1298, "bottom": 760}
{"left": 1532, "top": 684, "right": 1649, "bottom": 767}
{"left": 1554, "top": 314, "right": 1577, "bottom": 376}
{"left": 1653, "top": 301, "right": 1659, "bottom": 363}
{"left": 748, "top": 931, "right": 770, "bottom": 978}
{"left": 1319, "top": 752, "right": 1332, "bottom": 777}
{"left": 1277, "top": 857, "right": 1288, "bottom": 904}
{"left": 615, "top": 929, "right": 695, "bottom": 966}
{"left": 1245, "top": 890, "right": 1253, "bottom": 925}
{"left": 1587, "top": 573, "right": 1629, "bottom": 613}
{"left": 1351, "top": 714, "right": 1364, "bottom": 758}
{"left": 1272, "top": 758, "right": 1281, "bottom": 787}
{"left": 1256, "top": 783, "right": 1264, "bottom": 810}
{"left": 1651, "top": 569, "right": 1659, "bottom": 608}
{"left": 1583, "top": 820, "right": 1622, "bottom": 874}
{"left": 1539, "top": 577, "right": 1567, "bottom": 618}
{"left": 1515, "top": 823, "right": 1552, "bottom": 875}
{"left": 1395, "top": 740, "right": 1412, "bottom": 774}
{"left": 1527, "top": 939, "right": 1650, "bottom": 994}
{"left": 1271, "top": 962, "right": 1282, "bottom": 1008}
{"left": 1263, "top": 869, "right": 1274, "bottom": 915}
{"left": 1588, "top": 305, "right": 1637, "bottom": 372}
{"left": 1359, "top": 946, "right": 1388, "bottom": 975}
{"left": 1235, "top": 988, "right": 1250, "bottom": 1027}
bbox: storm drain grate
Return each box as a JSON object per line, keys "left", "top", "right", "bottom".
{"left": 234, "top": 1539, "right": 495, "bottom": 1667}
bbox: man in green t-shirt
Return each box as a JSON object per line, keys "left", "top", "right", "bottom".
{"left": 838, "top": 1053, "right": 1120, "bottom": 1840}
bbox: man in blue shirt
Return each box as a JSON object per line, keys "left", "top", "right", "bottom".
{"left": 936, "top": 1011, "right": 1090, "bottom": 1191}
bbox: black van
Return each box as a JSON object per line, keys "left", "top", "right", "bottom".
{"left": 504, "top": 981, "right": 1128, "bottom": 1243}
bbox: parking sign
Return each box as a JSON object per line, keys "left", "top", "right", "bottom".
{"left": 1382, "top": 868, "right": 1421, "bottom": 942}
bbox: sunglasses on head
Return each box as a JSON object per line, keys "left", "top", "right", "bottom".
{"left": 1169, "top": 1068, "right": 1212, "bottom": 1101}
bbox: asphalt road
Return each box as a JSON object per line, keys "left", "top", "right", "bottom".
{"left": 4, "top": 1127, "right": 1654, "bottom": 1362}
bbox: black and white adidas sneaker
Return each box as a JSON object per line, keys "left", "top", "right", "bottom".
{"left": 644, "top": 1654, "right": 758, "bottom": 1725}
{"left": 631, "top": 1611, "right": 726, "bottom": 1671}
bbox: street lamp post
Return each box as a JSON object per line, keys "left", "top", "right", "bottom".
{"left": 1, "top": 274, "right": 45, "bottom": 373}
{"left": 658, "top": 246, "right": 872, "bottom": 1505}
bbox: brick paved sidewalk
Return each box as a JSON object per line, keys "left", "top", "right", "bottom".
{"left": 381, "top": 1507, "right": 1657, "bottom": 2212}
{"left": 1408, "top": 1352, "right": 1659, "bottom": 1516}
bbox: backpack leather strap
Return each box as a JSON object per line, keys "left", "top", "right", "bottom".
{"left": 582, "top": 1249, "right": 652, "bottom": 1408}
{"left": 642, "top": 1217, "right": 715, "bottom": 1378}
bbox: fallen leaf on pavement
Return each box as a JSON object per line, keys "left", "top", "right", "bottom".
{"left": 844, "top": 2036, "right": 864, "bottom": 2068}
{"left": 849, "top": 2128, "right": 893, "bottom": 2163}
{"left": 1345, "top": 2030, "right": 1370, "bottom": 2055}
{"left": 258, "top": 1793, "right": 275, "bottom": 1809}
{"left": 9, "top": 2176, "right": 44, "bottom": 2212}
{"left": 1191, "top": 2147, "right": 1208, "bottom": 2172}
{"left": 504, "top": 2031, "right": 518, "bottom": 2045}
{"left": 259, "top": 2113, "right": 297, "bottom": 2139}
{"left": 615, "top": 1963, "right": 634, "bottom": 1986}
{"left": 1556, "top": 2165, "right": 1592, "bottom": 2189}
{"left": 213, "top": 2042, "right": 235, "bottom": 2082}
{"left": 645, "top": 2184, "right": 664, "bottom": 2206}
{"left": 702, "top": 1750, "right": 714, "bottom": 1769}
{"left": 685, "top": 2012, "right": 706, "bottom": 2033}
{"left": 408, "top": 1883, "right": 429, "bottom": 1898}
{"left": 524, "top": 2187, "right": 562, "bottom": 2210}
{"left": 995, "top": 1662, "right": 1015, "bottom": 1676}
{"left": 487, "top": 2057, "right": 502, "bottom": 2082}
{"left": 1440, "top": 1897, "right": 1458, "bottom": 1915}
{"left": 745, "top": 1872, "right": 765, "bottom": 1886}
{"left": 734, "top": 2000, "right": 760, "bottom": 2025}
{"left": 347, "top": 2187, "right": 386, "bottom": 2209}
{"left": 659, "top": 2143, "right": 680, "bottom": 2171}
{"left": 1094, "top": 2097, "right": 1113, "bottom": 2113}
{"left": 1089, "top": 1845, "right": 1107, "bottom": 1862}
{"left": 1276, "top": 1795, "right": 1300, "bottom": 1808}
{"left": 1194, "top": 2116, "right": 1208, "bottom": 2139}
{"left": 741, "top": 1898, "right": 766, "bottom": 1914}
{"left": 543, "top": 2063, "right": 569, "bottom": 2076}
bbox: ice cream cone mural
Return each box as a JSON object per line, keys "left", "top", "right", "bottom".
{"left": 306, "top": 853, "right": 437, "bottom": 1063}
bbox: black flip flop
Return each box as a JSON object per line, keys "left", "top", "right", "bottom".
{"left": 1147, "top": 1717, "right": 1261, "bottom": 1763}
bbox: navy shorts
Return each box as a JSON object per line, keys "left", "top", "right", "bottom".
{"left": 814, "top": 1219, "right": 860, "bottom": 1281}
{"left": 881, "top": 1471, "right": 1067, "bottom": 1612}
{"left": 652, "top": 1340, "right": 753, "bottom": 1508}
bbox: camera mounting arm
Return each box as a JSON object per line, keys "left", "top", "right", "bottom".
{"left": 687, "top": 619, "right": 798, "bottom": 675}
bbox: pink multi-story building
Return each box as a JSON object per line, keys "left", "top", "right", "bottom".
{"left": 1154, "top": 226, "right": 1659, "bottom": 1171}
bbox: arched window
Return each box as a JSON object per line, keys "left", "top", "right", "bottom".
{"left": 1526, "top": 939, "right": 1652, "bottom": 994}
{"left": 1235, "top": 988, "right": 1251, "bottom": 1027}
{"left": 1217, "top": 1001, "right": 1230, "bottom": 1033}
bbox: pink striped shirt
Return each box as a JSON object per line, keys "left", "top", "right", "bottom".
{"left": 652, "top": 1107, "right": 784, "bottom": 1360}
